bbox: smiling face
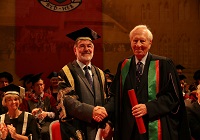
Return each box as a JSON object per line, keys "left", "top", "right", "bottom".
{"left": 50, "top": 77, "right": 59, "bottom": 87}
{"left": 32, "top": 79, "right": 45, "bottom": 95}
{"left": 130, "top": 27, "right": 152, "bottom": 60}
{"left": 74, "top": 39, "right": 94, "bottom": 65}
{"left": 4, "top": 95, "right": 21, "bottom": 111}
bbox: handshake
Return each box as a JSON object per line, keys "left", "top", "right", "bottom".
{"left": 92, "top": 106, "right": 108, "bottom": 122}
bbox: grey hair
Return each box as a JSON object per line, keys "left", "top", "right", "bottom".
{"left": 74, "top": 39, "right": 94, "bottom": 48}
{"left": 129, "top": 25, "right": 153, "bottom": 41}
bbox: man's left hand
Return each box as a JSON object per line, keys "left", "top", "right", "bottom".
{"left": 132, "top": 104, "right": 147, "bottom": 118}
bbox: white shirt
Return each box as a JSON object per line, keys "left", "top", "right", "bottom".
{"left": 76, "top": 60, "right": 93, "bottom": 77}
{"left": 34, "top": 92, "right": 55, "bottom": 119}
{"left": 135, "top": 52, "right": 148, "bottom": 74}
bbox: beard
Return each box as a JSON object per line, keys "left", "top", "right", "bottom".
{"left": 79, "top": 53, "right": 93, "bottom": 62}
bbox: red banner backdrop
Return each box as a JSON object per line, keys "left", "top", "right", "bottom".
{"left": 15, "top": 0, "right": 103, "bottom": 83}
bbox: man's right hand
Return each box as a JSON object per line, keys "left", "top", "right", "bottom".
{"left": 93, "top": 106, "right": 108, "bottom": 122}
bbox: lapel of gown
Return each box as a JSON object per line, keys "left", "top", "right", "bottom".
{"left": 72, "top": 61, "right": 94, "bottom": 95}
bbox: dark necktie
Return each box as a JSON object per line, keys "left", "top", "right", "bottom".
{"left": 37, "top": 96, "right": 44, "bottom": 109}
{"left": 84, "top": 66, "right": 93, "bottom": 88}
{"left": 136, "top": 62, "right": 143, "bottom": 90}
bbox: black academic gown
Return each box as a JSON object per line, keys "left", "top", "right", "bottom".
{"left": 107, "top": 53, "right": 191, "bottom": 140}
{"left": 58, "top": 60, "right": 107, "bottom": 140}
{"left": 0, "top": 111, "right": 41, "bottom": 140}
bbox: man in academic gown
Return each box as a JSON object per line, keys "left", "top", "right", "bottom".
{"left": 105, "top": 25, "right": 191, "bottom": 140}
{"left": 58, "top": 27, "right": 111, "bottom": 140}
{"left": 27, "top": 73, "right": 57, "bottom": 140}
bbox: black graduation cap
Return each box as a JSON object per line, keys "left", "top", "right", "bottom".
{"left": 30, "top": 73, "right": 43, "bottom": 85}
{"left": 0, "top": 72, "right": 13, "bottom": 83}
{"left": 104, "top": 69, "right": 115, "bottom": 80}
{"left": 19, "top": 74, "right": 34, "bottom": 83}
{"left": 109, "top": 74, "right": 115, "bottom": 80}
{"left": 179, "top": 74, "right": 186, "bottom": 80}
{"left": 0, "top": 84, "right": 25, "bottom": 98}
{"left": 66, "top": 27, "right": 101, "bottom": 41}
{"left": 47, "top": 72, "right": 58, "bottom": 79}
{"left": 176, "top": 64, "right": 185, "bottom": 70}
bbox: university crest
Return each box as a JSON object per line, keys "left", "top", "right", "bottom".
{"left": 38, "top": 0, "right": 82, "bottom": 12}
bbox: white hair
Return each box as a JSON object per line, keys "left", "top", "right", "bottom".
{"left": 129, "top": 25, "right": 153, "bottom": 41}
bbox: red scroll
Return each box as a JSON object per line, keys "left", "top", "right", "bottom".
{"left": 128, "top": 89, "right": 146, "bottom": 134}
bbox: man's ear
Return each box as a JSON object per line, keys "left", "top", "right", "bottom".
{"left": 149, "top": 40, "right": 152, "bottom": 44}
{"left": 73, "top": 46, "right": 77, "bottom": 54}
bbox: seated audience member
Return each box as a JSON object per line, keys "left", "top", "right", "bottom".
{"left": 26, "top": 73, "right": 57, "bottom": 140}
{"left": 185, "top": 91, "right": 194, "bottom": 111}
{"left": 189, "top": 70, "right": 200, "bottom": 93}
{"left": 176, "top": 64, "right": 185, "bottom": 75}
{"left": 19, "top": 74, "right": 34, "bottom": 98}
{"left": 0, "top": 72, "right": 14, "bottom": 115}
{"left": 189, "top": 90, "right": 198, "bottom": 103}
{"left": 186, "top": 85, "right": 200, "bottom": 140}
{"left": 179, "top": 74, "right": 190, "bottom": 99}
{"left": 0, "top": 84, "right": 40, "bottom": 140}
{"left": 0, "top": 72, "right": 13, "bottom": 89}
{"left": 45, "top": 72, "right": 59, "bottom": 101}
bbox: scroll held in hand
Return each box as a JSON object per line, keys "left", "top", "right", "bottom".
{"left": 128, "top": 89, "right": 146, "bottom": 134}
